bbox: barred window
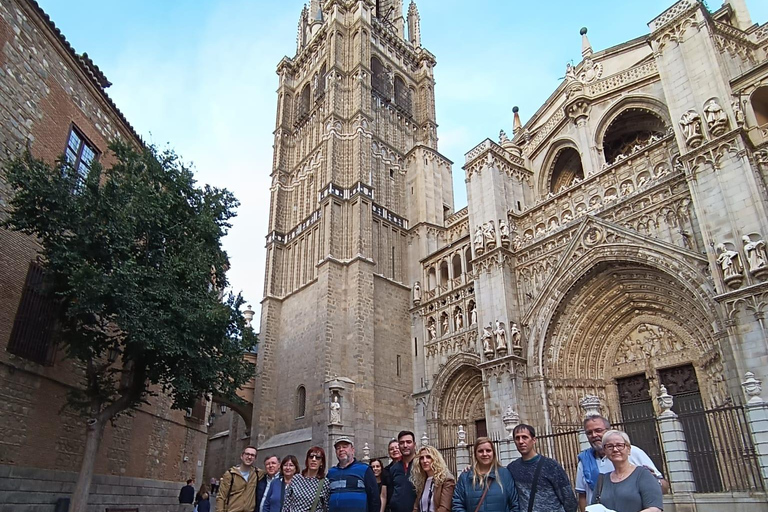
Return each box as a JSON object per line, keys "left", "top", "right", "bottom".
{"left": 7, "top": 261, "right": 58, "bottom": 365}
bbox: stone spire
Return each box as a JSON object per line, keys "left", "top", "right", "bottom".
{"left": 407, "top": 1, "right": 421, "bottom": 47}
{"left": 512, "top": 106, "right": 522, "bottom": 135}
{"left": 308, "top": 0, "right": 324, "bottom": 37}
{"left": 296, "top": 5, "right": 308, "bottom": 52}
{"left": 580, "top": 27, "right": 592, "bottom": 58}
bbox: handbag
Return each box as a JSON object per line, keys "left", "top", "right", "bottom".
{"left": 472, "top": 477, "right": 492, "bottom": 512}
{"left": 594, "top": 473, "right": 605, "bottom": 504}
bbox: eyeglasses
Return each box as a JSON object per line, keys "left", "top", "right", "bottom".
{"left": 603, "top": 443, "right": 627, "bottom": 451}
{"left": 309, "top": 454, "right": 323, "bottom": 460}
{"left": 585, "top": 428, "right": 607, "bottom": 436}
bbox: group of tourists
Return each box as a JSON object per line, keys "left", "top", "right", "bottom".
{"left": 203, "top": 415, "right": 667, "bottom": 512}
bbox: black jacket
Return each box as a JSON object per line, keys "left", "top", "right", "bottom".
{"left": 179, "top": 484, "right": 195, "bottom": 504}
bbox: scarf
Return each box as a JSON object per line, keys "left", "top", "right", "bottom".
{"left": 578, "top": 448, "right": 600, "bottom": 491}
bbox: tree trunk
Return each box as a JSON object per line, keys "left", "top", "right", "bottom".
{"left": 69, "top": 417, "right": 106, "bottom": 512}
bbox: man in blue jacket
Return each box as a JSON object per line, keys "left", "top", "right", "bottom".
{"left": 328, "top": 436, "right": 380, "bottom": 512}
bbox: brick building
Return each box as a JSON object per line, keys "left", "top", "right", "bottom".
{"left": 0, "top": 1, "right": 209, "bottom": 510}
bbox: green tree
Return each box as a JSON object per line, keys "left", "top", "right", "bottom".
{"left": 3, "top": 140, "right": 256, "bottom": 512}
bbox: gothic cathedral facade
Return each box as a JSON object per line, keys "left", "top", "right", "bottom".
{"left": 253, "top": 0, "right": 768, "bottom": 457}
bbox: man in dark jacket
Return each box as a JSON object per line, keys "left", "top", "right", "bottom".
{"left": 256, "top": 454, "right": 280, "bottom": 512}
{"left": 387, "top": 431, "right": 416, "bottom": 512}
{"left": 179, "top": 479, "right": 195, "bottom": 511}
{"left": 328, "top": 436, "right": 380, "bottom": 512}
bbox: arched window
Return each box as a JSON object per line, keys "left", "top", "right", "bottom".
{"left": 452, "top": 254, "right": 462, "bottom": 279}
{"left": 427, "top": 267, "right": 437, "bottom": 290}
{"left": 751, "top": 86, "right": 768, "bottom": 126}
{"left": 394, "top": 75, "right": 411, "bottom": 114}
{"left": 439, "top": 260, "right": 449, "bottom": 287}
{"left": 465, "top": 248, "right": 472, "bottom": 273}
{"left": 297, "top": 84, "right": 311, "bottom": 122}
{"left": 602, "top": 109, "right": 667, "bottom": 165}
{"left": 549, "top": 147, "right": 584, "bottom": 193}
{"left": 296, "top": 385, "right": 306, "bottom": 418}
{"left": 371, "top": 56, "right": 390, "bottom": 99}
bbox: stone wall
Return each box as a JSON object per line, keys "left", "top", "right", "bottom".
{"left": 0, "top": 464, "right": 184, "bottom": 512}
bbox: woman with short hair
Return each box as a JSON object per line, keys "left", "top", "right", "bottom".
{"left": 284, "top": 447, "right": 330, "bottom": 512}
{"left": 589, "top": 430, "right": 663, "bottom": 512}
{"left": 264, "top": 455, "right": 299, "bottom": 512}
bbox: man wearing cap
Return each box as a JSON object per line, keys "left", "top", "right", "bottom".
{"left": 328, "top": 436, "right": 380, "bottom": 512}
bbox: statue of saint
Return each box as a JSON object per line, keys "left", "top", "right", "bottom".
{"left": 743, "top": 235, "right": 767, "bottom": 272}
{"left": 703, "top": 98, "right": 728, "bottom": 135}
{"left": 509, "top": 323, "right": 521, "bottom": 347}
{"left": 482, "top": 325, "right": 494, "bottom": 354}
{"left": 473, "top": 226, "right": 485, "bottom": 252}
{"left": 413, "top": 281, "right": 421, "bottom": 303}
{"left": 679, "top": 110, "right": 703, "bottom": 147}
{"left": 454, "top": 309, "right": 464, "bottom": 330}
{"left": 427, "top": 321, "right": 436, "bottom": 341}
{"left": 470, "top": 306, "right": 478, "bottom": 326}
{"left": 716, "top": 243, "right": 742, "bottom": 278}
{"left": 495, "top": 320, "right": 507, "bottom": 351}
{"left": 330, "top": 395, "right": 341, "bottom": 424}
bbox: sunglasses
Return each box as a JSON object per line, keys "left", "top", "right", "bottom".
{"left": 308, "top": 454, "right": 323, "bottom": 460}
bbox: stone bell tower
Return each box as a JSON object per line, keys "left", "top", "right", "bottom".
{"left": 252, "top": 0, "right": 452, "bottom": 457}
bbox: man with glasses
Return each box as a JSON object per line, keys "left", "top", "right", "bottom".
{"left": 575, "top": 416, "right": 666, "bottom": 511}
{"left": 216, "top": 445, "right": 265, "bottom": 512}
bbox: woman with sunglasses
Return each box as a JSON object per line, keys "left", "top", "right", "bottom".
{"left": 284, "top": 447, "right": 330, "bottom": 512}
{"left": 588, "top": 431, "right": 662, "bottom": 512}
{"left": 264, "top": 455, "right": 300, "bottom": 512}
{"left": 410, "top": 445, "right": 455, "bottom": 512}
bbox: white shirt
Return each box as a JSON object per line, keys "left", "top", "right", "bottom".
{"left": 260, "top": 475, "right": 276, "bottom": 512}
{"left": 575, "top": 445, "right": 662, "bottom": 504}
{"left": 419, "top": 477, "right": 434, "bottom": 512}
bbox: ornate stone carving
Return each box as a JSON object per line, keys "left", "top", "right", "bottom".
{"left": 473, "top": 225, "right": 485, "bottom": 255}
{"left": 742, "top": 372, "right": 763, "bottom": 404}
{"left": 427, "top": 317, "right": 437, "bottom": 340}
{"left": 457, "top": 425, "right": 467, "bottom": 446}
{"left": 502, "top": 406, "right": 520, "bottom": 439}
{"left": 615, "top": 323, "right": 687, "bottom": 365}
{"left": 679, "top": 109, "right": 704, "bottom": 148}
{"left": 509, "top": 322, "right": 522, "bottom": 356}
{"left": 732, "top": 99, "right": 745, "bottom": 127}
{"left": 483, "top": 221, "right": 497, "bottom": 250}
{"left": 580, "top": 395, "right": 602, "bottom": 418}
{"left": 577, "top": 57, "right": 602, "bottom": 83}
{"left": 657, "top": 385, "right": 675, "bottom": 417}
{"left": 742, "top": 234, "right": 768, "bottom": 278}
{"left": 716, "top": 242, "right": 744, "bottom": 290}
{"left": 454, "top": 307, "right": 464, "bottom": 330}
{"left": 703, "top": 99, "right": 728, "bottom": 136}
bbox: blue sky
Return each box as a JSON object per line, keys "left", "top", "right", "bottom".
{"left": 36, "top": 0, "right": 768, "bottom": 328}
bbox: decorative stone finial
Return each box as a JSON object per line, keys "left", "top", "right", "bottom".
{"left": 657, "top": 385, "right": 676, "bottom": 417}
{"left": 579, "top": 395, "right": 602, "bottom": 418}
{"left": 743, "top": 372, "right": 763, "bottom": 404}
{"left": 457, "top": 425, "right": 467, "bottom": 447}
{"left": 421, "top": 432, "right": 429, "bottom": 447}
{"left": 580, "top": 27, "right": 592, "bottom": 57}
{"left": 502, "top": 405, "right": 520, "bottom": 439}
{"left": 362, "top": 442, "right": 370, "bottom": 462}
{"left": 513, "top": 106, "right": 522, "bottom": 134}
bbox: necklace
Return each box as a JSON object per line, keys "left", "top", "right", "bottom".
{"left": 612, "top": 466, "right": 633, "bottom": 482}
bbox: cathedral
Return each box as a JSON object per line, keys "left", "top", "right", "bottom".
{"left": 252, "top": 0, "right": 768, "bottom": 460}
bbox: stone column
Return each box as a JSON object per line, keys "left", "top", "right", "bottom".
{"left": 656, "top": 385, "right": 696, "bottom": 493}
{"left": 455, "top": 425, "right": 471, "bottom": 470}
{"left": 498, "top": 406, "right": 520, "bottom": 465}
{"left": 743, "top": 372, "right": 768, "bottom": 485}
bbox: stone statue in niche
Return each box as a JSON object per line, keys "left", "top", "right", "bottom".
{"left": 703, "top": 99, "right": 728, "bottom": 136}
{"left": 732, "top": 99, "right": 745, "bottom": 127}
{"left": 509, "top": 322, "right": 522, "bottom": 355}
{"left": 498, "top": 219, "right": 511, "bottom": 248}
{"left": 441, "top": 315, "right": 449, "bottom": 335}
{"left": 473, "top": 226, "right": 485, "bottom": 255}
{"left": 680, "top": 109, "right": 704, "bottom": 148}
{"left": 470, "top": 305, "right": 478, "bottom": 326}
{"left": 482, "top": 325, "right": 494, "bottom": 355}
{"left": 495, "top": 320, "right": 507, "bottom": 352}
{"left": 716, "top": 242, "right": 744, "bottom": 289}
{"left": 330, "top": 394, "right": 341, "bottom": 424}
{"left": 483, "top": 221, "right": 496, "bottom": 249}
{"left": 427, "top": 319, "right": 437, "bottom": 341}
{"left": 743, "top": 235, "right": 768, "bottom": 276}
{"left": 454, "top": 309, "right": 464, "bottom": 330}
{"left": 413, "top": 281, "right": 421, "bottom": 304}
